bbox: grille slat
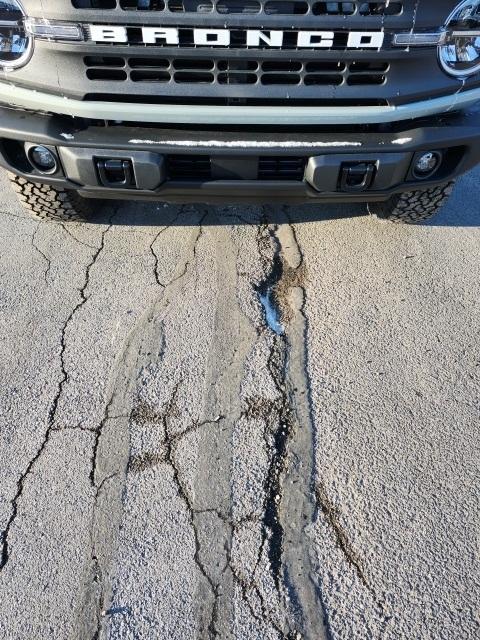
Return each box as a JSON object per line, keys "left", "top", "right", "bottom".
{"left": 77, "top": 0, "right": 403, "bottom": 15}
{"left": 85, "top": 56, "right": 388, "bottom": 86}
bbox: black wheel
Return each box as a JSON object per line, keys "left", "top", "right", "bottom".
{"left": 369, "top": 182, "right": 455, "bottom": 224}
{"left": 8, "top": 173, "right": 100, "bottom": 222}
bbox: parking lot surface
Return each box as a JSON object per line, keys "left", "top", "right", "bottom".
{"left": 0, "top": 168, "right": 479, "bottom": 639}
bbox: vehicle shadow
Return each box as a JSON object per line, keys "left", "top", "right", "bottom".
{"left": 98, "top": 200, "right": 368, "bottom": 227}
{"left": 427, "top": 169, "right": 480, "bottom": 227}
{"left": 95, "top": 197, "right": 477, "bottom": 228}
{"left": 88, "top": 167, "right": 479, "bottom": 228}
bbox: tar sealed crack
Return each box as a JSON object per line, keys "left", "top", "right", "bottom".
{"left": 263, "top": 343, "right": 295, "bottom": 588}
{"left": 229, "top": 221, "right": 313, "bottom": 637}
{"left": 234, "top": 218, "right": 332, "bottom": 639}
{"left": 0, "top": 221, "right": 112, "bottom": 571}
{"left": 253, "top": 225, "right": 297, "bottom": 591}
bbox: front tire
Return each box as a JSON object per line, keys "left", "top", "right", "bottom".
{"left": 369, "top": 182, "right": 455, "bottom": 224}
{"left": 8, "top": 173, "right": 99, "bottom": 222}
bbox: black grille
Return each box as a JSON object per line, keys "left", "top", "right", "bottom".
{"left": 75, "top": 0, "right": 402, "bottom": 14}
{"left": 167, "top": 155, "right": 306, "bottom": 180}
{"left": 258, "top": 156, "right": 306, "bottom": 180}
{"left": 72, "top": 0, "right": 117, "bottom": 7}
{"left": 85, "top": 56, "right": 388, "bottom": 86}
{"left": 313, "top": 2, "right": 402, "bottom": 15}
{"left": 167, "top": 155, "right": 212, "bottom": 179}
{"left": 74, "top": 0, "right": 414, "bottom": 105}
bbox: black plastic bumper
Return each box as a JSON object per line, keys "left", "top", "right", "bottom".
{"left": 0, "top": 105, "right": 479, "bottom": 205}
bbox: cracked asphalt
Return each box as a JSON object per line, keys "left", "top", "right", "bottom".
{"left": 0, "top": 166, "right": 479, "bottom": 640}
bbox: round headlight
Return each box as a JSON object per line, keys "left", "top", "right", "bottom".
{"left": 0, "top": 0, "right": 32, "bottom": 70}
{"left": 439, "top": 0, "right": 480, "bottom": 78}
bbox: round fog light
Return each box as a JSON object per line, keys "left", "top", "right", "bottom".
{"left": 413, "top": 151, "right": 442, "bottom": 179}
{"left": 29, "top": 146, "right": 58, "bottom": 174}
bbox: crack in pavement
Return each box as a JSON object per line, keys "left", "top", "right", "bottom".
{"left": 226, "top": 530, "right": 292, "bottom": 639}
{"left": 314, "top": 483, "right": 378, "bottom": 601}
{"left": 149, "top": 206, "right": 186, "bottom": 288}
{"left": 229, "top": 215, "right": 330, "bottom": 639}
{"left": 126, "top": 385, "right": 291, "bottom": 639}
{"left": 150, "top": 208, "right": 207, "bottom": 289}
{"left": 60, "top": 223, "right": 102, "bottom": 251}
{"left": 262, "top": 341, "right": 294, "bottom": 589}
{"left": 52, "top": 425, "right": 96, "bottom": 434}
{"left": 244, "top": 214, "right": 387, "bottom": 637}
{"left": 280, "top": 219, "right": 341, "bottom": 638}
{"left": 130, "top": 382, "right": 223, "bottom": 638}
{"left": 0, "top": 220, "right": 113, "bottom": 571}
{"left": 95, "top": 472, "right": 119, "bottom": 501}
{"left": 163, "top": 217, "right": 205, "bottom": 289}
{"left": 254, "top": 223, "right": 297, "bottom": 593}
{"left": 31, "top": 222, "right": 52, "bottom": 283}
{"left": 127, "top": 413, "right": 224, "bottom": 475}
{"left": 0, "top": 209, "right": 31, "bottom": 221}
{"left": 185, "top": 478, "right": 290, "bottom": 638}
{"left": 218, "top": 219, "right": 310, "bottom": 638}
{"left": 90, "top": 394, "right": 117, "bottom": 488}
{"left": 90, "top": 554, "right": 104, "bottom": 640}
{"left": 40, "top": 211, "right": 320, "bottom": 639}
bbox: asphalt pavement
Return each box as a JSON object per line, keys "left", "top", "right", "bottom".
{"left": 0, "top": 167, "right": 479, "bottom": 639}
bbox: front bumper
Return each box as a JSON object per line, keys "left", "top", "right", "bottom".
{"left": 1, "top": 80, "right": 480, "bottom": 126}
{"left": 0, "top": 104, "right": 479, "bottom": 205}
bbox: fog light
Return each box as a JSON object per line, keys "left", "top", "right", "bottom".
{"left": 413, "top": 151, "right": 442, "bottom": 179}
{"left": 29, "top": 146, "right": 57, "bottom": 173}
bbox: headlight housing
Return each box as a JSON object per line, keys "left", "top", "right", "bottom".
{"left": 439, "top": 0, "right": 480, "bottom": 78}
{"left": 0, "top": 0, "right": 32, "bottom": 71}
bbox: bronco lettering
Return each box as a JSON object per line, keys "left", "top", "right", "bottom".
{"left": 88, "top": 25, "right": 385, "bottom": 49}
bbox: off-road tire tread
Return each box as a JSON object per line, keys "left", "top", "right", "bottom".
{"left": 8, "top": 173, "right": 96, "bottom": 222}
{"left": 369, "top": 182, "right": 455, "bottom": 224}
